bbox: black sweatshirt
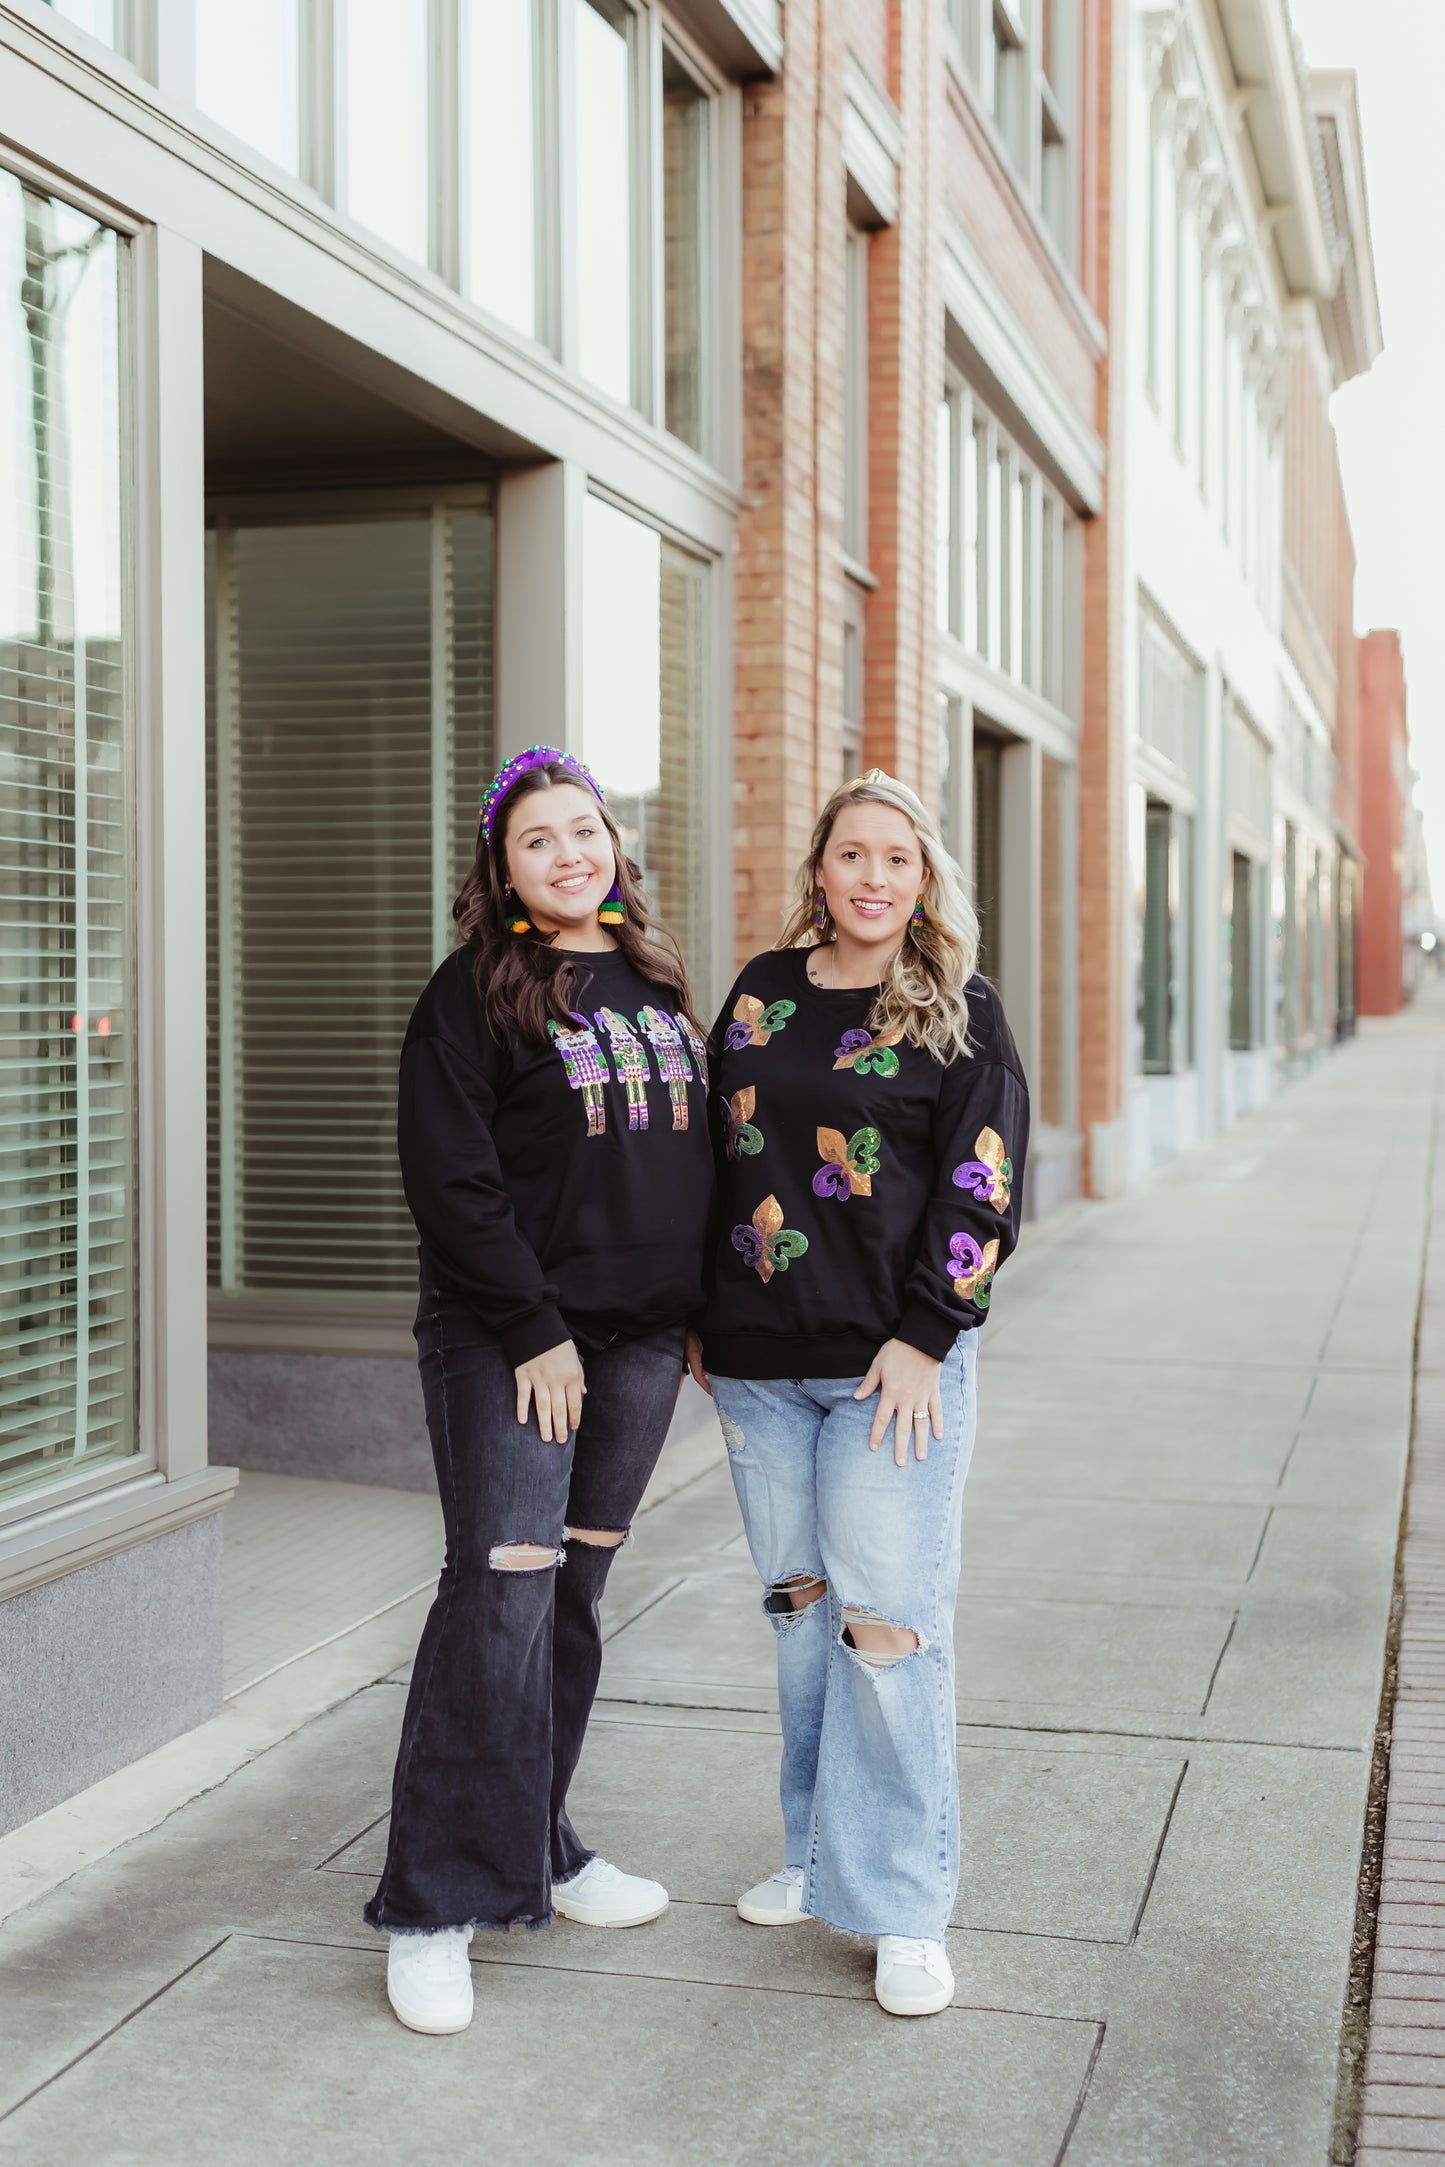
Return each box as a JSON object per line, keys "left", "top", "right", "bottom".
{"left": 397, "top": 947, "right": 715, "bottom": 1363}
{"left": 698, "top": 947, "right": 1029, "bottom": 1380}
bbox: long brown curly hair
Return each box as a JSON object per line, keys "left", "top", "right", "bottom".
{"left": 453, "top": 762, "right": 700, "bottom": 1044}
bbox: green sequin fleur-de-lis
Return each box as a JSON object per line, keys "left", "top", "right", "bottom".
{"left": 726, "top": 1086, "right": 764, "bottom": 1159}
{"left": 731, "top": 1194, "right": 808, "bottom": 1284}
{"left": 812, "top": 1126, "right": 881, "bottom": 1200}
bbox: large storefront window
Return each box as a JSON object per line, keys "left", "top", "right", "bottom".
{"left": 575, "top": 0, "right": 636, "bottom": 403}
{"left": 662, "top": 46, "right": 709, "bottom": 451}
{"left": 205, "top": 497, "right": 495, "bottom": 1300}
{"left": 1, "top": 175, "right": 135, "bottom": 1503}
{"left": 463, "top": 0, "right": 538, "bottom": 335}
{"left": 580, "top": 494, "right": 711, "bottom": 980}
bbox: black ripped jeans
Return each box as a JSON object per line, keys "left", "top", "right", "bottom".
{"left": 364, "top": 1295, "right": 686, "bottom": 1935}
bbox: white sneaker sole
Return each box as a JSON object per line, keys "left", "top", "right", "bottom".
{"left": 736, "top": 1894, "right": 810, "bottom": 1926}
{"left": 387, "top": 1989, "right": 474, "bottom": 2035}
{"left": 874, "top": 1975, "right": 954, "bottom": 2017}
{"left": 554, "top": 1892, "right": 669, "bottom": 1929}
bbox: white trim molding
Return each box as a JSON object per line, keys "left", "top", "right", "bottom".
{"left": 943, "top": 215, "right": 1105, "bottom": 516}
{"left": 844, "top": 50, "right": 902, "bottom": 229}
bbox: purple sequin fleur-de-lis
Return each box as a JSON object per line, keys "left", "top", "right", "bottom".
{"left": 952, "top": 1161, "right": 996, "bottom": 1201}
{"left": 732, "top": 1226, "right": 766, "bottom": 1269}
{"left": 812, "top": 1160, "right": 853, "bottom": 1201}
{"left": 948, "top": 1231, "right": 986, "bottom": 1279}
{"left": 834, "top": 1028, "right": 873, "bottom": 1062}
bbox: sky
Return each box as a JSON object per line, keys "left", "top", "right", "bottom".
{"left": 1292, "top": 0, "right": 1445, "bottom": 903}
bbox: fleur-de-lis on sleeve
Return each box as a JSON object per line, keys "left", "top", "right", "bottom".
{"left": 812, "top": 1125, "right": 881, "bottom": 1201}
{"left": 724, "top": 995, "right": 796, "bottom": 1051}
{"left": 726, "top": 1086, "right": 764, "bottom": 1159}
{"left": 832, "top": 1024, "right": 904, "bottom": 1077}
{"left": 948, "top": 1230, "right": 1001, "bottom": 1308}
{"left": 951, "top": 1127, "right": 1013, "bottom": 1214}
{"left": 732, "top": 1194, "right": 808, "bottom": 1284}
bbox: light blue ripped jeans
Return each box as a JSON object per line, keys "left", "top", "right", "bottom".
{"left": 711, "top": 1332, "right": 977, "bottom": 1942}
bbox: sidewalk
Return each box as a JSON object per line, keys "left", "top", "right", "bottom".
{"left": 0, "top": 1009, "right": 1437, "bottom": 2165}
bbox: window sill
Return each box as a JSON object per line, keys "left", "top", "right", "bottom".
{"left": 0, "top": 1466, "right": 238, "bottom": 1606}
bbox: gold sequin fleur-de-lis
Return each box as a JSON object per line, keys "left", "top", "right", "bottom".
{"left": 731, "top": 1194, "right": 808, "bottom": 1284}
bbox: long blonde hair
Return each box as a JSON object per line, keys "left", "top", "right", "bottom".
{"left": 777, "top": 769, "right": 981, "bottom": 1062}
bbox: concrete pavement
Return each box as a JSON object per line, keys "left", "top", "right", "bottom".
{"left": 0, "top": 1007, "right": 1438, "bottom": 2165}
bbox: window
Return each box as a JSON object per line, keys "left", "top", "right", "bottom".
{"left": 972, "top": 732, "right": 1004, "bottom": 984}
{"left": 1276, "top": 821, "right": 1299, "bottom": 1050}
{"left": 342, "top": 0, "right": 431, "bottom": 262}
{"left": 939, "top": 378, "right": 1070, "bottom": 707}
{"left": 1229, "top": 852, "right": 1254, "bottom": 1051}
{"left": 662, "top": 47, "right": 710, "bottom": 451}
{"left": 581, "top": 496, "right": 711, "bottom": 978}
{"left": 45, "top": 0, "right": 125, "bottom": 50}
{"left": 1, "top": 173, "right": 136, "bottom": 1504}
{"left": 1038, "top": 0, "right": 1075, "bottom": 257}
{"left": 842, "top": 590, "right": 865, "bottom": 781}
{"left": 1139, "top": 605, "right": 1202, "bottom": 784}
{"left": 462, "top": 0, "right": 538, "bottom": 336}
{"left": 196, "top": 0, "right": 302, "bottom": 175}
{"left": 951, "top": 0, "right": 1075, "bottom": 261}
{"left": 185, "top": 2, "right": 718, "bottom": 449}
{"left": 844, "top": 227, "right": 869, "bottom": 567}
{"left": 936, "top": 395, "right": 956, "bottom": 635}
{"left": 206, "top": 500, "right": 495, "bottom": 1299}
{"left": 1039, "top": 754, "right": 1068, "bottom": 1124}
{"left": 1142, "top": 798, "right": 1191, "bottom": 1074}
{"left": 575, "top": 0, "right": 636, "bottom": 404}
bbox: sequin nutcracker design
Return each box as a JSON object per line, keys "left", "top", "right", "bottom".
{"left": 547, "top": 1014, "right": 611, "bottom": 1138}
{"left": 594, "top": 1007, "right": 652, "bottom": 1131}
{"left": 638, "top": 1006, "right": 694, "bottom": 1130}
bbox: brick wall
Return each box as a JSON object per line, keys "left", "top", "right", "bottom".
{"left": 733, "top": 0, "right": 847, "bottom": 964}
{"left": 1358, "top": 629, "right": 1407, "bottom": 1016}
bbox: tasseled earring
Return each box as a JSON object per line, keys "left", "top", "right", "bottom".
{"left": 813, "top": 889, "right": 829, "bottom": 935}
{"left": 911, "top": 897, "right": 926, "bottom": 930}
{"left": 503, "top": 887, "right": 532, "bottom": 935}
{"left": 597, "top": 880, "right": 625, "bottom": 929}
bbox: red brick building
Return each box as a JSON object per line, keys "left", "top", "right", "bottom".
{"left": 1357, "top": 630, "right": 1411, "bottom": 1016}
{"left": 734, "top": 0, "right": 1111, "bottom": 1216}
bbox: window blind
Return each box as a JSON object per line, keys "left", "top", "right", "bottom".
{"left": 1, "top": 179, "right": 135, "bottom": 1503}
{"left": 206, "top": 501, "right": 494, "bottom": 1301}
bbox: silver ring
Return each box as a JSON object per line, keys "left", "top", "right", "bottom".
{"left": 912, "top": 1411, "right": 929, "bottom": 1425}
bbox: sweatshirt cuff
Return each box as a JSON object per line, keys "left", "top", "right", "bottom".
{"left": 500, "top": 1303, "right": 571, "bottom": 1367}
{"left": 895, "top": 1300, "right": 974, "bottom": 1362}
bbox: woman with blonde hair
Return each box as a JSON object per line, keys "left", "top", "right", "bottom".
{"left": 687, "top": 768, "right": 1028, "bottom": 2017}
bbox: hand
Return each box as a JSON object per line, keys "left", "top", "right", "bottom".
{"left": 684, "top": 1330, "right": 712, "bottom": 1397}
{"left": 855, "top": 1339, "right": 944, "bottom": 1467}
{"left": 515, "top": 1340, "right": 586, "bottom": 1443}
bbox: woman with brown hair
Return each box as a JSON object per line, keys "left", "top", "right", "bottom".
{"left": 365, "top": 747, "right": 714, "bottom": 2036}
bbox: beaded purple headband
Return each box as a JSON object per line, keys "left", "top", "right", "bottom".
{"left": 478, "top": 745, "right": 606, "bottom": 849}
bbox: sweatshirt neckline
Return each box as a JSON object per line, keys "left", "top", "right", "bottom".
{"left": 784, "top": 945, "right": 882, "bottom": 1002}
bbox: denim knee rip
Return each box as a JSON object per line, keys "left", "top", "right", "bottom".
{"left": 488, "top": 1542, "right": 566, "bottom": 1572}
{"left": 718, "top": 1411, "right": 747, "bottom": 1455}
{"left": 563, "top": 1525, "right": 632, "bottom": 1550}
{"left": 763, "top": 1573, "right": 828, "bottom": 1635}
{"left": 839, "top": 1604, "right": 927, "bottom": 1674}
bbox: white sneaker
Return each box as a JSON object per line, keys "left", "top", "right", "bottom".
{"left": 875, "top": 1935, "right": 955, "bottom": 2017}
{"left": 553, "top": 1856, "right": 668, "bottom": 1928}
{"left": 386, "top": 1927, "right": 474, "bottom": 2034}
{"left": 737, "top": 1866, "right": 808, "bottom": 1926}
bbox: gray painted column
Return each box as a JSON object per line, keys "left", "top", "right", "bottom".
{"left": 495, "top": 461, "right": 584, "bottom": 756}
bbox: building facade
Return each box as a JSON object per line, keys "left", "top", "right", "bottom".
{"left": 0, "top": 0, "right": 765, "bottom": 1827}
{"left": 1092, "top": 0, "right": 1383, "bottom": 1188}
{"left": 0, "top": 0, "right": 1405, "bottom": 1830}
